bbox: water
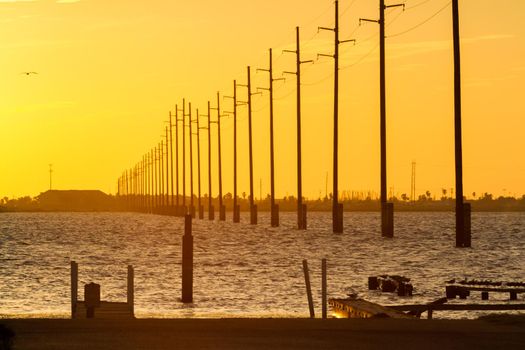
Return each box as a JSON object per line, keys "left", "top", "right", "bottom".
{"left": 0, "top": 212, "right": 524, "bottom": 319}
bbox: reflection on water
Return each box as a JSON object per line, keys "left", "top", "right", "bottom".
{"left": 0, "top": 212, "right": 524, "bottom": 319}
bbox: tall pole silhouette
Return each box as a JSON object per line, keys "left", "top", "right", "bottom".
{"left": 160, "top": 141, "right": 165, "bottom": 209}
{"left": 320, "top": 0, "right": 355, "bottom": 233}
{"left": 453, "top": 0, "right": 470, "bottom": 247}
{"left": 176, "top": 105, "right": 183, "bottom": 215}
{"left": 169, "top": 112, "right": 175, "bottom": 210}
{"left": 258, "top": 49, "right": 284, "bottom": 227}
{"left": 239, "top": 67, "right": 259, "bottom": 225}
{"left": 189, "top": 103, "right": 195, "bottom": 218}
{"left": 195, "top": 108, "right": 203, "bottom": 219}
{"left": 48, "top": 164, "right": 53, "bottom": 190}
{"left": 284, "top": 27, "right": 314, "bottom": 230}
{"left": 182, "top": 100, "right": 187, "bottom": 214}
{"left": 165, "top": 127, "right": 170, "bottom": 210}
{"left": 361, "top": 1, "right": 404, "bottom": 238}
{"left": 225, "top": 80, "right": 241, "bottom": 223}
{"left": 212, "top": 92, "right": 226, "bottom": 221}
{"left": 206, "top": 101, "right": 214, "bottom": 220}
{"left": 154, "top": 147, "right": 159, "bottom": 210}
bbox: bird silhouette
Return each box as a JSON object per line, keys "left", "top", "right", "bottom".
{"left": 21, "top": 72, "right": 38, "bottom": 76}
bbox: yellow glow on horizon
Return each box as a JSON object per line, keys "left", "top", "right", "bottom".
{"left": 1, "top": 0, "right": 524, "bottom": 199}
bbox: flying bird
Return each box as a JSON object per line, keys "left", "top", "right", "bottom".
{"left": 21, "top": 72, "right": 38, "bottom": 76}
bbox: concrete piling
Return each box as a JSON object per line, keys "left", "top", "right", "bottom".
{"left": 208, "top": 205, "right": 215, "bottom": 220}
{"left": 271, "top": 204, "right": 279, "bottom": 227}
{"left": 71, "top": 261, "right": 78, "bottom": 319}
{"left": 301, "top": 204, "right": 307, "bottom": 230}
{"left": 127, "top": 265, "right": 134, "bottom": 316}
{"left": 382, "top": 202, "right": 394, "bottom": 238}
{"left": 219, "top": 204, "right": 226, "bottom": 221}
{"left": 233, "top": 204, "right": 240, "bottom": 223}
{"left": 322, "top": 258, "right": 327, "bottom": 319}
{"left": 250, "top": 204, "right": 258, "bottom": 225}
{"left": 182, "top": 214, "right": 193, "bottom": 303}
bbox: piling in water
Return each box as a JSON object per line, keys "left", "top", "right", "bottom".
{"left": 250, "top": 204, "right": 257, "bottom": 225}
{"left": 208, "top": 205, "right": 215, "bottom": 220}
{"left": 322, "top": 258, "right": 327, "bottom": 319}
{"left": 127, "top": 265, "right": 134, "bottom": 316}
{"left": 382, "top": 202, "right": 394, "bottom": 238}
{"left": 182, "top": 214, "right": 193, "bottom": 303}
{"left": 71, "top": 261, "right": 78, "bottom": 319}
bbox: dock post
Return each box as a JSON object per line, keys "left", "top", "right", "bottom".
{"left": 302, "top": 260, "right": 315, "bottom": 318}
{"left": 322, "top": 258, "right": 327, "bottom": 319}
{"left": 199, "top": 205, "right": 204, "bottom": 220}
{"left": 127, "top": 265, "right": 134, "bottom": 317}
{"left": 481, "top": 292, "right": 489, "bottom": 300}
{"left": 182, "top": 214, "right": 193, "bottom": 303}
{"left": 70, "top": 261, "right": 78, "bottom": 319}
{"left": 427, "top": 308, "right": 433, "bottom": 320}
{"left": 510, "top": 291, "right": 517, "bottom": 301}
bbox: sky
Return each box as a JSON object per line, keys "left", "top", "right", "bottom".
{"left": 1, "top": 0, "right": 524, "bottom": 200}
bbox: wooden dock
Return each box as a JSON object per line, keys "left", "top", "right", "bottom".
{"left": 329, "top": 298, "right": 413, "bottom": 319}
{"left": 71, "top": 261, "right": 135, "bottom": 319}
{"left": 74, "top": 301, "right": 133, "bottom": 320}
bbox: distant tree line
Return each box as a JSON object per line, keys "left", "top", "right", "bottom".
{"left": 1, "top": 191, "right": 525, "bottom": 212}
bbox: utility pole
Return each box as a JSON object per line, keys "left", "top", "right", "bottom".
{"left": 206, "top": 101, "right": 214, "bottom": 220}
{"left": 165, "top": 127, "right": 170, "bottom": 210}
{"left": 168, "top": 112, "right": 175, "bottom": 212}
{"left": 189, "top": 103, "right": 195, "bottom": 218}
{"left": 258, "top": 48, "right": 284, "bottom": 227}
{"left": 182, "top": 100, "right": 187, "bottom": 215}
{"left": 319, "top": 0, "right": 355, "bottom": 233}
{"left": 160, "top": 140, "right": 165, "bottom": 209}
{"left": 226, "top": 80, "right": 244, "bottom": 223}
{"left": 238, "top": 66, "right": 260, "bottom": 225}
{"left": 284, "top": 26, "right": 314, "bottom": 230}
{"left": 154, "top": 147, "right": 158, "bottom": 211}
{"left": 176, "top": 105, "right": 184, "bottom": 215}
{"left": 410, "top": 161, "right": 416, "bottom": 202}
{"left": 211, "top": 92, "right": 226, "bottom": 221}
{"left": 360, "top": 0, "right": 404, "bottom": 238}
{"left": 48, "top": 164, "right": 53, "bottom": 190}
{"left": 452, "top": 0, "right": 470, "bottom": 248}
{"left": 195, "top": 108, "right": 204, "bottom": 219}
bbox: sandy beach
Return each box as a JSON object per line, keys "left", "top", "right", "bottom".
{"left": 2, "top": 317, "right": 525, "bottom": 350}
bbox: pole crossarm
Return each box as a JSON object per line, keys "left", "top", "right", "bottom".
{"left": 318, "top": 26, "right": 335, "bottom": 32}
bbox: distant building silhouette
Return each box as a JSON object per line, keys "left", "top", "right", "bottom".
{"left": 36, "top": 190, "right": 113, "bottom": 212}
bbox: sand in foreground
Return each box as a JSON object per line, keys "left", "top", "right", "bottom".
{"left": 2, "top": 318, "right": 525, "bottom": 350}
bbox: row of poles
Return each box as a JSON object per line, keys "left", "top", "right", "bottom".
{"left": 117, "top": 0, "right": 471, "bottom": 247}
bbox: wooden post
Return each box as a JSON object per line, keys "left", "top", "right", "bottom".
{"left": 427, "top": 308, "right": 433, "bottom": 320}
{"left": 481, "top": 292, "right": 489, "bottom": 300}
{"left": 127, "top": 265, "right": 134, "bottom": 317}
{"left": 322, "top": 258, "right": 327, "bottom": 319}
{"left": 70, "top": 261, "right": 78, "bottom": 319}
{"left": 302, "top": 260, "right": 315, "bottom": 318}
{"left": 271, "top": 204, "right": 280, "bottom": 227}
{"left": 182, "top": 214, "right": 193, "bottom": 303}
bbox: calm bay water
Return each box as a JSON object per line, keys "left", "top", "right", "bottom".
{"left": 0, "top": 211, "right": 524, "bottom": 319}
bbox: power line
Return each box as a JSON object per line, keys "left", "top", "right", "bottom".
{"left": 387, "top": 1, "right": 451, "bottom": 38}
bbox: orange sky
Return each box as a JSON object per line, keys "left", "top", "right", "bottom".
{"left": 1, "top": 0, "right": 524, "bottom": 199}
